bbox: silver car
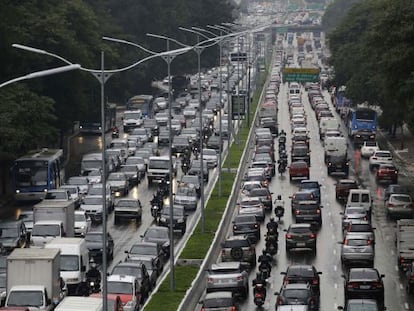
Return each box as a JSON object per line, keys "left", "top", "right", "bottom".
{"left": 173, "top": 183, "right": 198, "bottom": 211}
{"left": 341, "top": 206, "right": 368, "bottom": 230}
{"left": 341, "top": 234, "right": 374, "bottom": 267}
{"left": 386, "top": 194, "right": 414, "bottom": 219}
{"left": 238, "top": 197, "right": 265, "bottom": 222}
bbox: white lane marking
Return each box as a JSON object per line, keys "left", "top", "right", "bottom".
{"left": 330, "top": 222, "right": 333, "bottom": 227}
{"left": 334, "top": 303, "right": 338, "bottom": 309}
{"left": 395, "top": 265, "right": 399, "bottom": 271}
{"left": 404, "top": 302, "right": 409, "bottom": 309}
{"left": 334, "top": 265, "right": 337, "bottom": 272}
{"left": 334, "top": 283, "right": 338, "bottom": 289}
{"left": 391, "top": 250, "right": 395, "bottom": 255}
{"left": 400, "top": 283, "right": 404, "bottom": 290}
{"left": 333, "top": 249, "right": 337, "bottom": 255}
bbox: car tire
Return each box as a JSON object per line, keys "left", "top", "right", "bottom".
{"left": 230, "top": 247, "right": 243, "bottom": 261}
{"left": 181, "top": 225, "right": 186, "bottom": 235}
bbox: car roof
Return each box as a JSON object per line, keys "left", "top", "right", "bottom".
{"left": 204, "top": 291, "right": 234, "bottom": 300}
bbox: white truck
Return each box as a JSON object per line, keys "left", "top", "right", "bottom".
{"left": 396, "top": 219, "right": 414, "bottom": 271}
{"left": 324, "top": 136, "right": 349, "bottom": 176}
{"left": 123, "top": 109, "right": 143, "bottom": 133}
{"left": 147, "top": 156, "right": 177, "bottom": 184}
{"left": 33, "top": 200, "right": 75, "bottom": 239}
{"left": 5, "top": 248, "right": 65, "bottom": 310}
{"left": 45, "top": 238, "right": 90, "bottom": 295}
{"left": 54, "top": 296, "right": 102, "bottom": 311}
{"left": 319, "top": 117, "right": 340, "bottom": 140}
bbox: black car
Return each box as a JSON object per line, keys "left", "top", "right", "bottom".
{"left": 285, "top": 223, "right": 317, "bottom": 254}
{"left": 343, "top": 268, "right": 385, "bottom": 308}
{"left": 299, "top": 180, "right": 321, "bottom": 204}
{"left": 85, "top": 231, "right": 114, "bottom": 261}
{"left": 110, "top": 261, "right": 152, "bottom": 301}
{"left": 0, "top": 220, "right": 28, "bottom": 252}
{"left": 281, "top": 265, "right": 322, "bottom": 296}
{"left": 206, "top": 135, "right": 222, "bottom": 151}
{"left": 141, "top": 226, "right": 170, "bottom": 258}
{"left": 232, "top": 214, "right": 260, "bottom": 242}
{"left": 188, "top": 159, "right": 209, "bottom": 182}
{"left": 291, "top": 145, "right": 311, "bottom": 165}
{"left": 158, "top": 205, "right": 187, "bottom": 235}
{"left": 171, "top": 136, "right": 191, "bottom": 154}
{"left": 125, "top": 242, "right": 164, "bottom": 275}
{"left": 119, "top": 164, "right": 140, "bottom": 186}
{"left": 275, "top": 283, "right": 318, "bottom": 310}
{"left": 294, "top": 200, "right": 323, "bottom": 227}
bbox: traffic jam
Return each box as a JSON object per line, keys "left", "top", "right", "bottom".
{"left": 1, "top": 15, "right": 414, "bottom": 311}
{"left": 197, "top": 32, "right": 414, "bottom": 311}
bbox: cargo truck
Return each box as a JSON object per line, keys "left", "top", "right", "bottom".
{"left": 396, "top": 219, "right": 414, "bottom": 271}
{"left": 32, "top": 200, "right": 75, "bottom": 246}
{"left": 5, "top": 248, "right": 65, "bottom": 311}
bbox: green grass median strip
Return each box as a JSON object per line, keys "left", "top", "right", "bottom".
{"left": 144, "top": 66, "right": 270, "bottom": 311}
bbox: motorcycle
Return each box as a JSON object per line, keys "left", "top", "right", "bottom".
{"left": 258, "top": 260, "right": 271, "bottom": 280}
{"left": 265, "top": 234, "right": 278, "bottom": 256}
{"left": 150, "top": 194, "right": 163, "bottom": 220}
{"left": 275, "top": 205, "right": 285, "bottom": 221}
{"left": 181, "top": 161, "right": 189, "bottom": 174}
{"left": 278, "top": 161, "right": 286, "bottom": 175}
{"left": 88, "top": 276, "right": 101, "bottom": 294}
{"left": 111, "top": 127, "right": 119, "bottom": 138}
{"left": 253, "top": 283, "right": 266, "bottom": 307}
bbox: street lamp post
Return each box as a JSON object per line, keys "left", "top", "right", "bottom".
{"left": 13, "top": 43, "right": 191, "bottom": 306}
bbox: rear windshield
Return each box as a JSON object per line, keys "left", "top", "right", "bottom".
{"left": 224, "top": 239, "right": 249, "bottom": 248}
{"left": 204, "top": 297, "right": 234, "bottom": 308}
{"left": 349, "top": 269, "right": 379, "bottom": 280}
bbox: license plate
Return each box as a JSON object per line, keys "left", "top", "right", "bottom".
{"left": 297, "top": 242, "right": 306, "bottom": 247}
{"left": 304, "top": 217, "right": 313, "bottom": 220}
{"left": 360, "top": 285, "right": 370, "bottom": 289}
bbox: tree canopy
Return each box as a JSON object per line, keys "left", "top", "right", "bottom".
{"left": 327, "top": 0, "right": 414, "bottom": 132}
{"left": 0, "top": 0, "right": 235, "bottom": 160}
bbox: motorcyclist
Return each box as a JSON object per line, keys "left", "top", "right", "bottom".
{"left": 86, "top": 259, "right": 101, "bottom": 283}
{"left": 266, "top": 217, "right": 278, "bottom": 235}
{"left": 274, "top": 195, "right": 285, "bottom": 212}
{"left": 279, "top": 129, "right": 286, "bottom": 137}
{"left": 252, "top": 272, "right": 267, "bottom": 298}
{"left": 258, "top": 250, "right": 272, "bottom": 274}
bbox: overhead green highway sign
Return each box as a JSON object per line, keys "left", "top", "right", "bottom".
{"left": 283, "top": 67, "right": 320, "bottom": 83}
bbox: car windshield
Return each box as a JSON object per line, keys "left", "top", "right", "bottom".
{"left": 118, "top": 200, "right": 138, "bottom": 207}
{"left": 181, "top": 175, "right": 199, "bottom": 185}
{"left": 223, "top": 240, "right": 248, "bottom": 248}
{"left": 85, "top": 233, "right": 103, "bottom": 242}
{"left": 365, "top": 141, "right": 377, "bottom": 147}
{"left": 161, "top": 208, "right": 184, "bottom": 217}
{"left": 89, "top": 188, "right": 109, "bottom": 196}
{"left": 204, "top": 297, "right": 234, "bottom": 308}
{"left": 375, "top": 152, "right": 390, "bottom": 157}
{"left": 75, "top": 213, "right": 86, "bottom": 222}
{"left": 0, "top": 257, "right": 6, "bottom": 270}
{"left": 68, "top": 177, "right": 88, "bottom": 185}
{"left": 145, "top": 229, "right": 167, "bottom": 239}
{"left": 176, "top": 187, "right": 195, "bottom": 196}
{"left": 249, "top": 189, "right": 269, "bottom": 197}
{"left": 283, "top": 289, "right": 309, "bottom": 299}
{"left": 391, "top": 195, "right": 412, "bottom": 203}
{"left": 83, "top": 197, "right": 103, "bottom": 205}
{"left": 45, "top": 192, "right": 67, "bottom": 200}
{"left": 287, "top": 267, "right": 315, "bottom": 278}
{"left": 149, "top": 159, "right": 169, "bottom": 169}
{"left": 61, "top": 255, "right": 80, "bottom": 271}
{"left": 0, "top": 227, "right": 18, "bottom": 238}
{"left": 290, "top": 227, "right": 311, "bottom": 234}
{"left": 108, "top": 281, "right": 133, "bottom": 295}
{"left": 346, "top": 208, "right": 365, "bottom": 215}
{"left": 112, "top": 266, "right": 141, "bottom": 278}
{"left": 6, "top": 290, "right": 43, "bottom": 307}
{"left": 203, "top": 149, "right": 217, "bottom": 156}
{"left": 349, "top": 224, "right": 371, "bottom": 232}
{"left": 130, "top": 244, "right": 157, "bottom": 256}
{"left": 120, "top": 166, "right": 136, "bottom": 173}
{"left": 294, "top": 193, "right": 313, "bottom": 200}
{"left": 108, "top": 174, "right": 126, "bottom": 181}
{"left": 347, "top": 239, "right": 369, "bottom": 246}
{"left": 31, "top": 225, "right": 60, "bottom": 236}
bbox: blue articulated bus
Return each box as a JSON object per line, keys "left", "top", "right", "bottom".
{"left": 346, "top": 107, "right": 378, "bottom": 145}
{"left": 126, "top": 95, "right": 154, "bottom": 118}
{"left": 12, "top": 148, "right": 65, "bottom": 201}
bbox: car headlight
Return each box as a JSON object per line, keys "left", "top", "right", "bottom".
{"left": 177, "top": 219, "right": 184, "bottom": 223}
{"left": 160, "top": 217, "right": 167, "bottom": 222}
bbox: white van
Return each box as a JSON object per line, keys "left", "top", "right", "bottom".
{"left": 45, "top": 238, "right": 90, "bottom": 294}
{"left": 324, "top": 136, "right": 347, "bottom": 162}
{"left": 55, "top": 296, "right": 102, "bottom": 311}
{"left": 31, "top": 220, "right": 65, "bottom": 247}
{"left": 346, "top": 189, "right": 372, "bottom": 214}
{"left": 319, "top": 117, "right": 340, "bottom": 140}
{"left": 289, "top": 82, "right": 301, "bottom": 96}
{"left": 123, "top": 109, "right": 143, "bottom": 132}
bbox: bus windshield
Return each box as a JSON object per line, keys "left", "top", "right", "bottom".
{"left": 356, "top": 109, "right": 376, "bottom": 121}
{"left": 15, "top": 161, "right": 48, "bottom": 187}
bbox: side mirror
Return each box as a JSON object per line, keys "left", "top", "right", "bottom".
{"left": 124, "top": 250, "right": 129, "bottom": 254}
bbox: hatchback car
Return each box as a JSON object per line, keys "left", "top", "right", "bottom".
{"left": 275, "top": 283, "right": 318, "bottom": 311}
{"left": 368, "top": 150, "right": 393, "bottom": 170}
{"left": 206, "top": 261, "right": 249, "bottom": 300}
{"left": 343, "top": 268, "right": 384, "bottom": 308}
{"left": 141, "top": 226, "right": 170, "bottom": 258}
{"left": 386, "top": 194, "right": 414, "bottom": 219}
{"left": 232, "top": 214, "right": 260, "bottom": 241}
{"left": 238, "top": 197, "right": 266, "bottom": 222}
{"left": 285, "top": 223, "right": 317, "bottom": 254}
{"left": 341, "top": 234, "right": 375, "bottom": 267}
{"left": 291, "top": 191, "right": 316, "bottom": 212}
{"left": 360, "top": 141, "right": 380, "bottom": 158}
{"left": 376, "top": 163, "right": 398, "bottom": 183}
{"left": 341, "top": 207, "right": 369, "bottom": 230}
{"left": 343, "top": 220, "right": 375, "bottom": 243}
{"left": 294, "top": 201, "right": 322, "bottom": 227}
{"left": 125, "top": 242, "right": 164, "bottom": 275}
{"left": 107, "top": 172, "right": 129, "bottom": 196}
{"left": 289, "top": 161, "right": 310, "bottom": 181}
{"left": 173, "top": 183, "right": 198, "bottom": 211}
{"left": 248, "top": 188, "right": 273, "bottom": 211}
{"left": 281, "top": 265, "right": 322, "bottom": 296}
{"left": 200, "top": 291, "right": 239, "bottom": 310}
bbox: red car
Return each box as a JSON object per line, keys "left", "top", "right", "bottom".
{"left": 376, "top": 163, "right": 398, "bottom": 183}
{"left": 289, "top": 161, "right": 310, "bottom": 181}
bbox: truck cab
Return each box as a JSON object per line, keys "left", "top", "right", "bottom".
{"left": 5, "top": 285, "right": 54, "bottom": 311}
{"left": 45, "top": 238, "right": 89, "bottom": 295}
{"left": 30, "top": 221, "right": 65, "bottom": 247}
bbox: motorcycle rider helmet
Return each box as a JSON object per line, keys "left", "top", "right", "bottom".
{"left": 270, "top": 217, "right": 275, "bottom": 222}
{"left": 90, "top": 258, "right": 97, "bottom": 269}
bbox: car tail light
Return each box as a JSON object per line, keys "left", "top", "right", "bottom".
{"left": 249, "top": 247, "right": 255, "bottom": 254}
{"left": 286, "top": 234, "right": 293, "bottom": 239}
{"left": 254, "top": 224, "right": 258, "bottom": 228}
{"left": 207, "top": 277, "right": 214, "bottom": 284}
{"left": 347, "top": 282, "right": 359, "bottom": 289}
{"left": 388, "top": 203, "right": 395, "bottom": 207}
{"left": 201, "top": 308, "right": 205, "bottom": 311}
{"left": 344, "top": 239, "right": 349, "bottom": 245}
{"left": 231, "top": 307, "right": 237, "bottom": 311}
{"left": 233, "top": 225, "right": 237, "bottom": 230}
{"left": 310, "top": 233, "right": 316, "bottom": 239}
{"left": 295, "top": 210, "right": 301, "bottom": 215}
{"left": 277, "top": 297, "right": 284, "bottom": 305}
{"left": 410, "top": 274, "right": 414, "bottom": 281}
{"left": 312, "top": 278, "right": 319, "bottom": 285}
{"left": 284, "top": 278, "right": 290, "bottom": 284}
{"left": 221, "top": 249, "right": 226, "bottom": 256}
{"left": 267, "top": 195, "right": 271, "bottom": 200}
{"left": 372, "top": 281, "right": 383, "bottom": 289}
{"left": 310, "top": 297, "right": 315, "bottom": 305}
{"left": 237, "top": 275, "right": 244, "bottom": 282}
{"left": 316, "top": 208, "right": 321, "bottom": 214}
{"left": 367, "top": 239, "right": 372, "bottom": 245}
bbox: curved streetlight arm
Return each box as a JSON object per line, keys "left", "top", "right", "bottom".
{"left": 0, "top": 64, "right": 81, "bottom": 88}
{"left": 208, "top": 25, "right": 231, "bottom": 34}
{"left": 12, "top": 44, "right": 74, "bottom": 65}
{"left": 194, "top": 27, "right": 219, "bottom": 38}
{"left": 102, "top": 37, "right": 158, "bottom": 55}
{"left": 146, "top": 33, "right": 190, "bottom": 48}
{"left": 13, "top": 43, "right": 192, "bottom": 74}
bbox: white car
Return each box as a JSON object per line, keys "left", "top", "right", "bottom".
{"left": 74, "top": 210, "right": 91, "bottom": 237}
{"left": 361, "top": 141, "right": 380, "bottom": 158}
{"left": 202, "top": 149, "right": 218, "bottom": 168}
{"left": 369, "top": 150, "right": 393, "bottom": 169}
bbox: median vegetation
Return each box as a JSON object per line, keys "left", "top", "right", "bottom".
{"left": 145, "top": 67, "right": 268, "bottom": 311}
